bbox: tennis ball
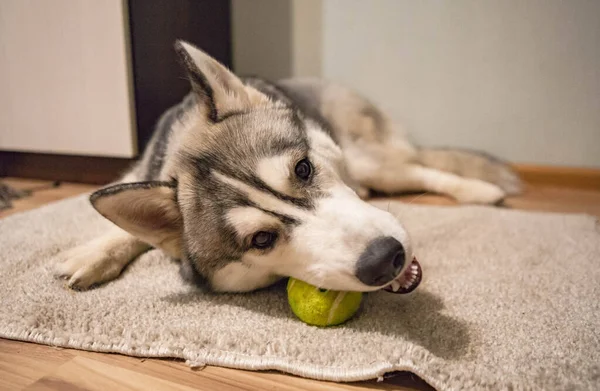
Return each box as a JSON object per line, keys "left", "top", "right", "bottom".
{"left": 287, "top": 278, "right": 363, "bottom": 327}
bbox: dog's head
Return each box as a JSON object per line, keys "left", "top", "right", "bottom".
{"left": 91, "top": 42, "right": 413, "bottom": 292}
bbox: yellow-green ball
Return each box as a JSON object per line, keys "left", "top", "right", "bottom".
{"left": 287, "top": 278, "right": 363, "bottom": 327}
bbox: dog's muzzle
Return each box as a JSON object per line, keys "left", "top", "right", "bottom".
{"left": 355, "top": 236, "right": 422, "bottom": 293}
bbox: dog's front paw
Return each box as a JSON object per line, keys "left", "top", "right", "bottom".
{"left": 54, "top": 244, "right": 123, "bottom": 290}
{"left": 453, "top": 180, "right": 506, "bottom": 205}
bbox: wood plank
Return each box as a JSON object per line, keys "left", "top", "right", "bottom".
{"left": 0, "top": 339, "right": 75, "bottom": 390}
{"left": 24, "top": 356, "right": 197, "bottom": 391}
{"left": 381, "top": 185, "right": 600, "bottom": 218}
{"left": 515, "top": 164, "right": 600, "bottom": 190}
{"left": 70, "top": 350, "right": 430, "bottom": 391}
{"left": 505, "top": 185, "right": 600, "bottom": 217}
{"left": 0, "top": 178, "right": 97, "bottom": 218}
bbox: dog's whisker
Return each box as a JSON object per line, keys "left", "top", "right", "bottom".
{"left": 406, "top": 192, "right": 430, "bottom": 205}
{"left": 391, "top": 191, "right": 432, "bottom": 220}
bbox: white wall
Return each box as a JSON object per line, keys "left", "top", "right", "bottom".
{"left": 232, "top": 0, "right": 600, "bottom": 168}
{"left": 0, "top": 0, "right": 136, "bottom": 157}
{"left": 291, "top": 0, "right": 323, "bottom": 78}
{"left": 322, "top": 0, "right": 600, "bottom": 168}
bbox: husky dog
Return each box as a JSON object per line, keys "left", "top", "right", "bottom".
{"left": 55, "top": 41, "right": 521, "bottom": 293}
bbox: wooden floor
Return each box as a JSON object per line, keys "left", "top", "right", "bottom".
{"left": 1, "top": 177, "right": 599, "bottom": 391}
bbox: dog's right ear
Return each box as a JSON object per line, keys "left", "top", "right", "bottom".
{"left": 90, "top": 182, "right": 182, "bottom": 258}
{"left": 175, "top": 40, "right": 268, "bottom": 122}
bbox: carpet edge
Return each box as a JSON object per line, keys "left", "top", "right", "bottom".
{"left": 0, "top": 329, "right": 461, "bottom": 391}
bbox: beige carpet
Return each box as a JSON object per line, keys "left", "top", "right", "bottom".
{"left": 1, "top": 195, "right": 599, "bottom": 390}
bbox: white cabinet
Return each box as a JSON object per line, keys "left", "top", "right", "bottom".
{"left": 0, "top": 0, "right": 136, "bottom": 157}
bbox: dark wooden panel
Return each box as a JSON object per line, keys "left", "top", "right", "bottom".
{"left": 0, "top": 151, "right": 133, "bottom": 184}
{"left": 127, "top": 0, "right": 232, "bottom": 153}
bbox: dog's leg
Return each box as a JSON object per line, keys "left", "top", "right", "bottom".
{"left": 365, "top": 164, "right": 506, "bottom": 204}
{"left": 55, "top": 228, "right": 150, "bottom": 289}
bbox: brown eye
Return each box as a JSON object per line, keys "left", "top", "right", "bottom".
{"left": 294, "top": 158, "right": 312, "bottom": 180}
{"left": 251, "top": 231, "right": 278, "bottom": 249}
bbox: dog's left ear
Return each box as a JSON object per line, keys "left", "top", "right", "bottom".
{"left": 175, "top": 40, "right": 268, "bottom": 122}
{"left": 90, "top": 182, "right": 182, "bottom": 258}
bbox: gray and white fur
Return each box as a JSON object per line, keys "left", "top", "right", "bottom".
{"left": 55, "top": 41, "right": 521, "bottom": 292}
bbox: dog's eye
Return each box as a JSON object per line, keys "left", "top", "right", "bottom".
{"left": 294, "top": 158, "right": 312, "bottom": 180}
{"left": 251, "top": 231, "right": 278, "bottom": 249}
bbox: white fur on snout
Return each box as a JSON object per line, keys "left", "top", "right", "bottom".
{"left": 256, "top": 155, "right": 292, "bottom": 195}
{"left": 238, "top": 185, "right": 412, "bottom": 292}
{"left": 282, "top": 186, "right": 412, "bottom": 291}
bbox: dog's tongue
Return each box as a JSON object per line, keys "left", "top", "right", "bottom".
{"left": 383, "top": 257, "right": 422, "bottom": 294}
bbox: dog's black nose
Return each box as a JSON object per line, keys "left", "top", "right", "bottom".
{"left": 355, "top": 236, "right": 405, "bottom": 286}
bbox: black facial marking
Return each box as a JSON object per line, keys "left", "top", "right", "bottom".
{"left": 246, "top": 175, "right": 314, "bottom": 209}
{"left": 188, "top": 149, "right": 315, "bottom": 210}
{"left": 246, "top": 201, "right": 300, "bottom": 226}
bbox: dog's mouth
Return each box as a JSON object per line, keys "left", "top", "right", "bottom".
{"left": 383, "top": 257, "right": 422, "bottom": 294}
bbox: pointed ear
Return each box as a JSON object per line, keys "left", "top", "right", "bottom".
{"left": 175, "top": 40, "right": 268, "bottom": 121}
{"left": 90, "top": 182, "right": 182, "bottom": 258}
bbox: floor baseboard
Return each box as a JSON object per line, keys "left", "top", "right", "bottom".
{"left": 515, "top": 164, "right": 600, "bottom": 191}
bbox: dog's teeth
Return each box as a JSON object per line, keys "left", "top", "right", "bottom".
{"left": 391, "top": 281, "right": 401, "bottom": 292}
